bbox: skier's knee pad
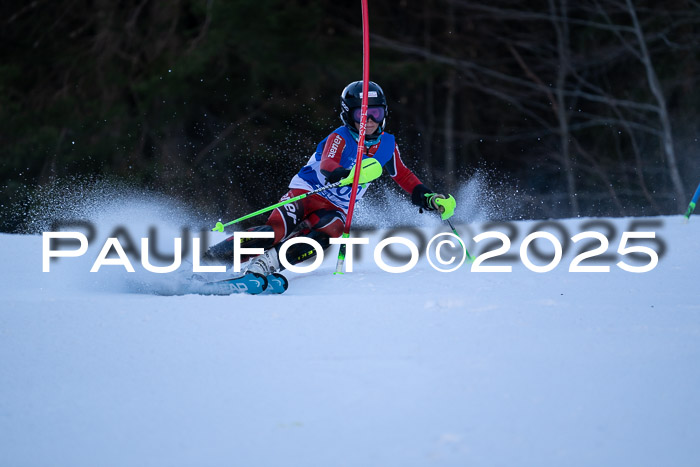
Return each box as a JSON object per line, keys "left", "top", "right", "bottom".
{"left": 238, "top": 225, "right": 276, "bottom": 249}
{"left": 279, "top": 230, "right": 331, "bottom": 266}
{"left": 308, "top": 209, "right": 345, "bottom": 238}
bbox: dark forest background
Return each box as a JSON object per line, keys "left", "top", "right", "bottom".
{"left": 1, "top": 0, "right": 699, "bottom": 232}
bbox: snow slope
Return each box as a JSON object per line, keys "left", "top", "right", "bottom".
{"left": 1, "top": 209, "right": 699, "bottom": 467}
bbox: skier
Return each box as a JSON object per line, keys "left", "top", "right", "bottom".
{"left": 203, "top": 80, "right": 456, "bottom": 274}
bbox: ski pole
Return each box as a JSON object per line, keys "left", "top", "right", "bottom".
{"left": 684, "top": 181, "right": 700, "bottom": 221}
{"left": 431, "top": 194, "right": 473, "bottom": 262}
{"left": 212, "top": 181, "right": 354, "bottom": 232}
{"left": 445, "top": 218, "right": 473, "bottom": 262}
{"left": 212, "top": 159, "right": 383, "bottom": 232}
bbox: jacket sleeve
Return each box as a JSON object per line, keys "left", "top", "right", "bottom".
{"left": 386, "top": 143, "right": 433, "bottom": 207}
{"left": 319, "top": 132, "right": 351, "bottom": 184}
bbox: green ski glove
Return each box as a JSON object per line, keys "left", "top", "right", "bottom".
{"left": 339, "top": 158, "right": 383, "bottom": 186}
{"left": 425, "top": 193, "right": 457, "bottom": 220}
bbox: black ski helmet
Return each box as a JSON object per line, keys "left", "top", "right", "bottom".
{"left": 340, "top": 81, "right": 388, "bottom": 130}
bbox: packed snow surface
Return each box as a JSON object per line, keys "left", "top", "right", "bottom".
{"left": 1, "top": 208, "right": 699, "bottom": 466}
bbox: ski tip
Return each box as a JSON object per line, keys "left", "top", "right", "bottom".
{"left": 249, "top": 272, "right": 268, "bottom": 291}
{"left": 267, "top": 273, "right": 289, "bottom": 293}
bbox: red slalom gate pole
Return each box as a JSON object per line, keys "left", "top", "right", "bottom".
{"left": 334, "top": 0, "right": 370, "bottom": 275}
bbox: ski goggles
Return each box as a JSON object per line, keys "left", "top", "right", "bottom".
{"left": 352, "top": 106, "right": 385, "bottom": 123}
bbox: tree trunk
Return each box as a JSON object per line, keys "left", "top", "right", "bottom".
{"left": 444, "top": 0, "right": 457, "bottom": 193}
{"left": 445, "top": 69, "right": 457, "bottom": 193}
{"left": 625, "top": 0, "right": 686, "bottom": 209}
{"left": 551, "top": 0, "right": 579, "bottom": 216}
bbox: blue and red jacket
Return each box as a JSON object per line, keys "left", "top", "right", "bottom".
{"left": 289, "top": 126, "right": 426, "bottom": 211}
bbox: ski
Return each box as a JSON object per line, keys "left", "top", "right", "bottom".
{"left": 266, "top": 273, "right": 289, "bottom": 294}
{"left": 197, "top": 272, "right": 268, "bottom": 295}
